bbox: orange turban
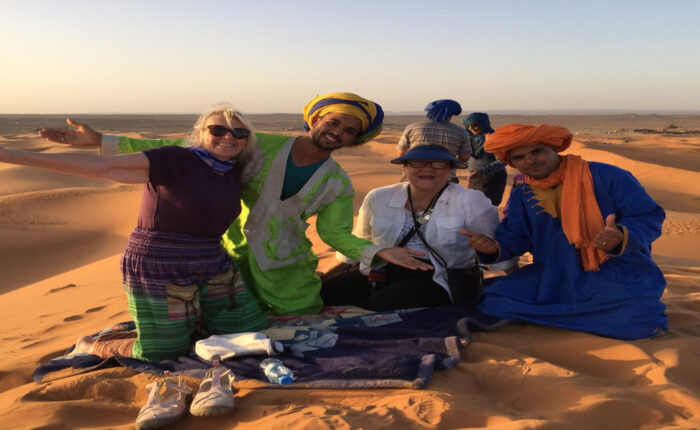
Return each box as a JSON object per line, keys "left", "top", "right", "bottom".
{"left": 486, "top": 123, "right": 608, "bottom": 271}
{"left": 484, "top": 124, "right": 572, "bottom": 166}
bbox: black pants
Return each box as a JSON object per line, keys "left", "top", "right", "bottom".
{"left": 320, "top": 262, "right": 451, "bottom": 312}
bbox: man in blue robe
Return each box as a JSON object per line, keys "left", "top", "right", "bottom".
{"left": 463, "top": 124, "right": 667, "bottom": 340}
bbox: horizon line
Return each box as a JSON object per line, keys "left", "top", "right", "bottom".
{"left": 3, "top": 109, "right": 700, "bottom": 116}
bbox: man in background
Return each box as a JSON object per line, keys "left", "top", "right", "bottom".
{"left": 396, "top": 99, "right": 470, "bottom": 183}
{"left": 462, "top": 112, "right": 508, "bottom": 206}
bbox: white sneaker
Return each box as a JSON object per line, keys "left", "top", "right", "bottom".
{"left": 135, "top": 376, "right": 191, "bottom": 430}
{"left": 189, "top": 367, "right": 236, "bottom": 417}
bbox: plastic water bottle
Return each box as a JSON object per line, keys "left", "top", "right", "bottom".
{"left": 260, "top": 358, "right": 294, "bottom": 384}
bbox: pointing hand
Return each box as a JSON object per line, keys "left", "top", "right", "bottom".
{"left": 459, "top": 229, "right": 499, "bottom": 254}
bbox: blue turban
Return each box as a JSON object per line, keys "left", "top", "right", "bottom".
{"left": 424, "top": 99, "right": 462, "bottom": 122}
{"left": 462, "top": 112, "right": 495, "bottom": 134}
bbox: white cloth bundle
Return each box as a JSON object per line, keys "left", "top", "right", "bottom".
{"left": 195, "top": 332, "right": 284, "bottom": 361}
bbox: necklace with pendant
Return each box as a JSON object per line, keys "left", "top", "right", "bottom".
{"left": 407, "top": 184, "right": 448, "bottom": 226}
{"left": 416, "top": 208, "right": 434, "bottom": 224}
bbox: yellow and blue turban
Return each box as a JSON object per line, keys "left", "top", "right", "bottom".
{"left": 302, "top": 92, "right": 384, "bottom": 144}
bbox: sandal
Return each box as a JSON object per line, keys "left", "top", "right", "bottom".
{"left": 189, "top": 357, "right": 236, "bottom": 417}
{"left": 135, "top": 375, "right": 191, "bottom": 430}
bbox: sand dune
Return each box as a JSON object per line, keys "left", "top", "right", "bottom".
{"left": 1, "top": 116, "right": 699, "bottom": 429}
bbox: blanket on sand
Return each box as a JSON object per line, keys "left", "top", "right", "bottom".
{"left": 33, "top": 305, "right": 507, "bottom": 389}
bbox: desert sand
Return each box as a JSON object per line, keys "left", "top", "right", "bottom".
{"left": 1, "top": 113, "right": 699, "bottom": 429}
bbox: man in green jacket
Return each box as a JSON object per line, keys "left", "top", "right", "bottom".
{"left": 41, "top": 93, "right": 432, "bottom": 315}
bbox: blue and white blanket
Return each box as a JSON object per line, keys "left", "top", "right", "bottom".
{"left": 33, "top": 305, "right": 507, "bottom": 389}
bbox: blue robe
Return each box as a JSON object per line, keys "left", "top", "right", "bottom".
{"left": 479, "top": 162, "right": 668, "bottom": 339}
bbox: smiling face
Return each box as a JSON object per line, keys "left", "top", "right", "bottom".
{"left": 403, "top": 159, "right": 452, "bottom": 193}
{"left": 199, "top": 113, "right": 248, "bottom": 161}
{"left": 310, "top": 113, "right": 362, "bottom": 151}
{"left": 508, "top": 143, "right": 561, "bottom": 179}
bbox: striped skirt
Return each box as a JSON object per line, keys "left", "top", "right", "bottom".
{"left": 120, "top": 228, "right": 268, "bottom": 362}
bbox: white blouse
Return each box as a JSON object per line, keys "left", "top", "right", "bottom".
{"left": 337, "top": 182, "right": 511, "bottom": 297}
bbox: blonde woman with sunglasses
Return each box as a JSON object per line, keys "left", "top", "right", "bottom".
{"left": 0, "top": 104, "right": 268, "bottom": 362}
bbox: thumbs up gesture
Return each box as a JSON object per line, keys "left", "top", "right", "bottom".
{"left": 459, "top": 229, "right": 499, "bottom": 255}
{"left": 594, "top": 214, "right": 624, "bottom": 252}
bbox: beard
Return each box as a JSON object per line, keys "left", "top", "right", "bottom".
{"left": 311, "top": 129, "right": 346, "bottom": 152}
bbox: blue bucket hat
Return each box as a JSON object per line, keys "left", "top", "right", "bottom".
{"left": 390, "top": 144, "right": 466, "bottom": 168}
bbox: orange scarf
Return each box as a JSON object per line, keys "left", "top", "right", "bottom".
{"left": 527, "top": 154, "right": 608, "bottom": 271}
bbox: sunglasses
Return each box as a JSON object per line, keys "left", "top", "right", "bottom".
{"left": 207, "top": 124, "right": 250, "bottom": 139}
{"left": 406, "top": 160, "right": 450, "bottom": 169}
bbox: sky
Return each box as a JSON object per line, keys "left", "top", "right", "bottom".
{"left": 1, "top": 0, "right": 699, "bottom": 114}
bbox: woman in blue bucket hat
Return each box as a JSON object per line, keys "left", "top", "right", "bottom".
{"left": 321, "top": 145, "right": 514, "bottom": 310}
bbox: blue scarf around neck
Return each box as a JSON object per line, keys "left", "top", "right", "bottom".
{"left": 188, "top": 146, "right": 236, "bottom": 174}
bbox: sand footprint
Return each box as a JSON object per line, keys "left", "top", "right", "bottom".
{"left": 565, "top": 397, "right": 665, "bottom": 428}
{"left": 259, "top": 404, "right": 352, "bottom": 430}
{"left": 45, "top": 283, "right": 77, "bottom": 295}
{"left": 109, "top": 310, "right": 129, "bottom": 319}
{"left": 22, "top": 370, "right": 139, "bottom": 403}
{"left": 61, "top": 306, "right": 108, "bottom": 321}
{"left": 360, "top": 393, "right": 449, "bottom": 427}
{"left": 405, "top": 395, "right": 450, "bottom": 426}
{"left": 21, "top": 339, "right": 49, "bottom": 350}
{"left": 662, "top": 215, "right": 700, "bottom": 235}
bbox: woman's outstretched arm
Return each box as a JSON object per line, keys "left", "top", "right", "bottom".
{"left": 0, "top": 145, "right": 149, "bottom": 184}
